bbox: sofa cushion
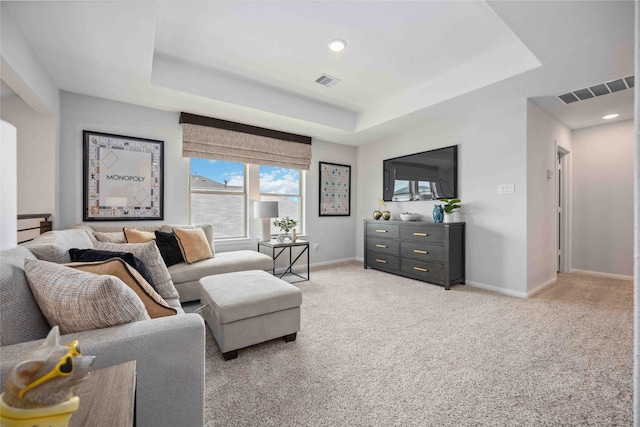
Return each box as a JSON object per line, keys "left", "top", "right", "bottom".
{"left": 93, "top": 231, "right": 126, "bottom": 243}
{"left": 24, "top": 259, "right": 150, "bottom": 334}
{"left": 93, "top": 241, "right": 179, "bottom": 300}
{"left": 154, "top": 231, "right": 185, "bottom": 267}
{"left": 0, "top": 247, "right": 51, "bottom": 346}
{"left": 68, "top": 248, "right": 156, "bottom": 291}
{"left": 173, "top": 228, "right": 213, "bottom": 264}
{"left": 160, "top": 224, "right": 215, "bottom": 255}
{"left": 22, "top": 229, "right": 94, "bottom": 263}
{"left": 67, "top": 259, "right": 176, "bottom": 319}
{"left": 124, "top": 228, "right": 156, "bottom": 243}
{"left": 199, "top": 270, "right": 302, "bottom": 324}
{"left": 168, "top": 250, "right": 273, "bottom": 284}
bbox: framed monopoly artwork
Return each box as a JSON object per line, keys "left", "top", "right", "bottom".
{"left": 83, "top": 130, "right": 164, "bottom": 221}
{"left": 319, "top": 161, "right": 351, "bottom": 216}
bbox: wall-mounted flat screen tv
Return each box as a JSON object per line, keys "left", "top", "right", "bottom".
{"left": 383, "top": 145, "right": 458, "bottom": 202}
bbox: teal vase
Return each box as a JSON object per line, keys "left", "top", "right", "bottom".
{"left": 433, "top": 205, "right": 444, "bottom": 223}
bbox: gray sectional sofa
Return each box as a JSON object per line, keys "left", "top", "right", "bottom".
{"left": 75, "top": 224, "right": 274, "bottom": 302}
{"left": 0, "top": 224, "right": 275, "bottom": 426}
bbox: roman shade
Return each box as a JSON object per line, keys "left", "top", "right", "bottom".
{"left": 180, "top": 113, "right": 312, "bottom": 170}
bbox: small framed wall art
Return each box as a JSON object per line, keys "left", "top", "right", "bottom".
{"left": 83, "top": 130, "right": 164, "bottom": 221}
{"left": 319, "top": 161, "right": 351, "bottom": 216}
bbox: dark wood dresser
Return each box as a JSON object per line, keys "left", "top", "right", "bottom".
{"left": 364, "top": 220, "right": 465, "bottom": 290}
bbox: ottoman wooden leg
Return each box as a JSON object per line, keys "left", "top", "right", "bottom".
{"left": 223, "top": 350, "right": 239, "bottom": 361}
{"left": 283, "top": 333, "right": 297, "bottom": 343}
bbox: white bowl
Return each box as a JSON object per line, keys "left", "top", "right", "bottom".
{"left": 400, "top": 213, "right": 420, "bottom": 221}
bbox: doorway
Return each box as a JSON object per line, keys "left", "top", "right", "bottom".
{"left": 557, "top": 145, "right": 571, "bottom": 273}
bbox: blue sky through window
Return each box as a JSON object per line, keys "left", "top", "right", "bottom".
{"left": 189, "top": 159, "right": 299, "bottom": 195}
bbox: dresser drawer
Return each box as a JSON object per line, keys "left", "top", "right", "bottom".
{"left": 367, "top": 252, "right": 400, "bottom": 271}
{"left": 401, "top": 258, "right": 444, "bottom": 281}
{"left": 367, "top": 223, "right": 400, "bottom": 239}
{"left": 400, "top": 241, "right": 444, "bottom": 262}
{"left": 367, "top": 238, "right": 400, "bottom": 255}
{"left": 400, "top": 225, "right": 445, "bottom": 243}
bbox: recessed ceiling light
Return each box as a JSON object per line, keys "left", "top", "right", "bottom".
{"left": 602, "top": 113, "right": 619, "bottom": 120}
{"left": 328, "top": 39, "right": 346, "bottom": 52}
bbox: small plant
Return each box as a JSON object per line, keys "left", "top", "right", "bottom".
{"left": 440, "top": 198, "right": 461, "bottom": 215}
{"left": 273, "top": 216, "right": 298, "bottom": 233}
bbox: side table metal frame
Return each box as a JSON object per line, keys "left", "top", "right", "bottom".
{"left": 258, "top": 240, "right": 310, "bottom": 283}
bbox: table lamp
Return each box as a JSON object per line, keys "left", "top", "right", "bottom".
{"left": 254, "top": 201, "right": 279, "bottom": 242}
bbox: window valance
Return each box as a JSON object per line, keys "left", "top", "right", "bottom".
{"left": 180, "top": 113, "right": 312, "bottom": 170}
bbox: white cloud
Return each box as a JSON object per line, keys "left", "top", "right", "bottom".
{"left": 260, "top": 168, "right": 299, "bottom": 194}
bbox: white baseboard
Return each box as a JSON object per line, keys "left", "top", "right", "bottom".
{"left": 527, "top": 276, "right": 557, "bottom": 298}
{"left": 310, "top": 257, "right": 358, "bottom": 268}
{"left": 570, "top": 269, "right": 633, "bottom": 281}
{"left": 465, "top": 280, "right": 527, "bottom": 299}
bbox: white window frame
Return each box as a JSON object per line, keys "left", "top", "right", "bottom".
{"left": 188, "top": 162, "right": 306, "bottom": 241}
{"left": 188, "top": 161, "right": 247, "bottom": 240}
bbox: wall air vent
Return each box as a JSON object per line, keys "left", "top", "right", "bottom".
{"left": 557, "top": 75, "right": 634, "bottom": 105}
{"left": 315, "top": 74, "right": 341, "bottom": 87}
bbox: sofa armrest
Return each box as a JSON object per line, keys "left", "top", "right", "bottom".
{"left": 1, "top": 314, "right": 205, "bottom": 427}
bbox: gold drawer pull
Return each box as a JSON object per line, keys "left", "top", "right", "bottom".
{"left": 376, "top": 244, "right": 388, "bottom": 248}
{"left": 413, "top": 249, "right": 428, "bottom": 254}
{"left": 376, "top": 259, "right": 387, "bottom": 264}
{"left": 375, "top": 229, "right": 388, "bottom": 233}
{"left": 414, "top": 267, "right": 429, "bottom": 272}
{"left": 413, "top": 232, "right": 428, "bottom": 237}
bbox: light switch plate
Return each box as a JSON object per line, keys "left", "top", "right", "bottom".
{"left": 498, "top": 184, "right": 515, "bottom": 195}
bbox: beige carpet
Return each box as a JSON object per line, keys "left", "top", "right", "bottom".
{"left": 194, "top": 262, "right": 632, "bottom": 426}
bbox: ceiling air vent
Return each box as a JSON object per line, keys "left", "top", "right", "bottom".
{"left": 315, "top": 74, "right": 341, "bottom": 87}
{"left": 557, "top": 75, "right": 634, "bottom": 105}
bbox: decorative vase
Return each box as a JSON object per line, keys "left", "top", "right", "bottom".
{"left": 0, "top": 393, "right": 80, "bottom": 427}
{"left": 373, "top": 210, "right": 382, "bottom": 220}
{"left": 443, "top": 212, "right": 460, "bottom": 223}
{"left": 433, "top": 205, "right": 444, "bottom": 223}
{"left": 382, "top": 211, "right": 391, "bottom": 220}
{"left": 291, "top": 229, "right": 297, "bottom": 242}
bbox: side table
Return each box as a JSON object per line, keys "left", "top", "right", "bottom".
{"left": 258, "top": 240, "right": 310, "bottom": 283}
{"left": 70, "top": 360, "right": 136, "bottom": 426}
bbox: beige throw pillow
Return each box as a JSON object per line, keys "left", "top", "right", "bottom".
{"left": 93, "top": 241, "right": 179, "bottom": 300}
{"left": 124, "top": 227, "right": 156, "bottom": 243}
{"left": 173, "top": 227, "right": 214, "bottom": 264}
{"left": 67, "top": 259, "right": 176, "bottom": 319}
{"left": 24, "top": 259, "right": 150, "bottom": 334}
{"left": 160, "top": 224, "right": 215, "bottom": 255}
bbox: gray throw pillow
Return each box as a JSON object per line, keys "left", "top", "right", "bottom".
{"left": 93, "top": 241, "right": 179, "bottom": 300}
{"left": 24, "top": 259, "right": 150, "bottom": 334}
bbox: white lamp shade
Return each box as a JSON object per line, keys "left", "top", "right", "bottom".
{"left": 254, "top": 201, "right": 279, "bottom": 218}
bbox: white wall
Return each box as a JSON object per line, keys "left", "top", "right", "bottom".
{"left": 1, "top": 3, "right": 60, "bottom": 225}
{"left": 356, "top": 97, "right": 529, "bottom": 296}
{"left": 59, "top": 92, "right": 358, "bottom": 264}
{"left": 526, "top": 101, "right": 572, "bottom": 293}
{"left": 0, "top": 121, "right": 17, "bottom": 249}
{"left": 571, "top": 119, "right": 634, "bottom": 277}
{"left": 1, "top": 96, "right": 56, "bottom": 215}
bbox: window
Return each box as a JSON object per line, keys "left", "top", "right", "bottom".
{"left": 259, "top": 166, "right": 302, "bottom": 236}
{"left": 189, "top": 159, "right": 245, "bottom": 239}
{"left": 189, "top": 160, "right": 304, "bottom": 240}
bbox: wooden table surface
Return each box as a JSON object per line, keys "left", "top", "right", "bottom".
{"left": 70, "top": 360, "right": 136, "bottom": 427}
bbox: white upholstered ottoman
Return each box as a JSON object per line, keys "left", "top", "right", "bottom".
{"left": 199, "top": 270, "right": 302, "bottom": 360}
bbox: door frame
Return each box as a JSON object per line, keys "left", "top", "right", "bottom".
{"left": 556, "top": 144, "right": 571, "bottom": 273}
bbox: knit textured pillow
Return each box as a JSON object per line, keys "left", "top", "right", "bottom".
{"left": 67, "top": 259, "right": 176, "bottom": 319}
{"left": 93, "top": 231, "right": 126, "bottom": 243}
{"left": 173, "top": 227, "right": 214, "bottom": 264}
{"left": 93, "top": 241, "right": 179, "bottom": 300}
{"left": 24, "top": 259, "right": 150, "bottom": 334}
